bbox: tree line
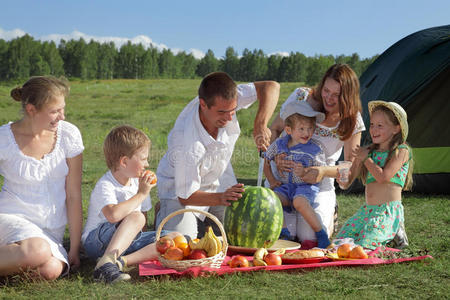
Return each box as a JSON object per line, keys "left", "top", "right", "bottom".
{"left": 0, "top": 35, "right": 378, "bottom": 85}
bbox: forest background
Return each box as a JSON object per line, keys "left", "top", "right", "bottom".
{"left": 0, "top": 35, "right": 377, "bottom": 84}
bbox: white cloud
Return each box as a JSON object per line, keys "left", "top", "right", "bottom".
{"left": 268, "top": 51, "right": 290, "bottom": 57}
{"left": 0, "top": 27, "right": 205, "bottom": 59}
{"left": 0, "top": 28, "right": 27, "bottom": 40}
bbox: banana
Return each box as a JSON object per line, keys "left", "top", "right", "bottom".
{"left": 272, "top": 248, "right": 286, "bottom": 256}
{"left": 209, "top": 226, "right": 222, "bottom": 255}
{"left": 253, "top": 247, "right": 268, "bottom": 266}
{"left": 254, "top": 247, "right": 268, "bottom": 260}
{"left": 189, "top": 227, "right": 223, "bottom": 257}
{"left": 253, "top": 258, "right": 267, "bottom": 266}
{"left": 205, "top": 227, "right": 219, "bottom": 257}
{"left": 189, "top": 236, "right": 207, "bottom": 250}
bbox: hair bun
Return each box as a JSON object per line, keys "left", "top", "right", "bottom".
{"left": 10, "top": 87, "right": 22, "bottom": 102}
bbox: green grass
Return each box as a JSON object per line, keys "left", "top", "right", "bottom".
{"left": 0, "top": 79, "right": 449, "bottom": 299}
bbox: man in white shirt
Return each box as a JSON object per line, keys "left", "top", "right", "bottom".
{"left": 155, "top": 72, "right": 279, "bottom": 238}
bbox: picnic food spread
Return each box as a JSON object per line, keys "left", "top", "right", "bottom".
{"left": 253, "top": 247, "right": 285, "bottom": 266}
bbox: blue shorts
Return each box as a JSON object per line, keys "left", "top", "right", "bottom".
{"left": 83, "top": 221, "right": 173, "bottom": 259}
{"left": 274, "top": 183, "right": 319, "bottom": 213}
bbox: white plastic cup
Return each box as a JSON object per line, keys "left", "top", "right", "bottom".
{"left": 338, "top": 161, "right": 352, "bottom": 183}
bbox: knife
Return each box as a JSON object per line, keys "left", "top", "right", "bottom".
{"left": 257, "top": 150, "right": 264, "bottom": 186}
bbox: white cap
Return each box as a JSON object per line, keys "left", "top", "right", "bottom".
{"left": 280, "top": 101, "right": 325, "bottom": 123}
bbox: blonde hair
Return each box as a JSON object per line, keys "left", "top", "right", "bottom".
{"left": 10, "top": 76, "right": 69, "bottom": 111}
{"left": 359, "top": 106, "right": 414, "bottom": 190}
{"left": 103, "top": 125, "right": 151, "bottom": 171}
{"left": 312, "top": 64, "right": 361, "bottom": 141}
{"left": 285, "top": 113, "right": 316, "bottom": 129}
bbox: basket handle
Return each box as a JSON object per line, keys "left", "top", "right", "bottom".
{"left": 155, "top": 208, "right": 228, "bottom": 252}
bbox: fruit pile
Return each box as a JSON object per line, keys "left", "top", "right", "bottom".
{"left": 335, "top": 243, "right": 368, "bottom": 259}
{"left": 227, "top": 247, "right": 285, "bottom": 268}
{"left": 156, "top": 227, "right": 223, "bottom": 261}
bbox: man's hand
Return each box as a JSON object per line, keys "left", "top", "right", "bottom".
{"left": 253, "top": 126, "right": 271, "bottom": 152}
{"left": 219, "top": 183, "right": 245, "bottom": 206}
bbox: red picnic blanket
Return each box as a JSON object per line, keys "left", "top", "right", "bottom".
{"left": 139, "top": 247, "right": 432, "bottom": 277}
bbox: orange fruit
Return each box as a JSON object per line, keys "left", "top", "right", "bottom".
{"left": 349, "top": 245, "right": 368, "bottom": 259}
{"left": 177, "top": 242, "right": 191, "bottom": 257}
{"left": 173, "top": 235, "right": 188, "bottom": 248}
{"left": 337, "top": 243, "right": 352, "bottom": 258}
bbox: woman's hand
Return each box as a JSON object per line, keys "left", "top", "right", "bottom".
{"left": 301, "top": 166, "right": 325, "bottom": 184}
{"left": 274, "top": 153, "right": 294, "bottom": 175}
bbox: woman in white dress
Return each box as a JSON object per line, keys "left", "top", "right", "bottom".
{"left": 269, "top": 64, "right": 365, "bottom": 247}
{"left": 0, "top": 76, "right": 84, "bottom": 279}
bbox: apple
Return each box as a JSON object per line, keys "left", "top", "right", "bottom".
{"left": 156, "top": 236, "right": 175, "bottom": 254}
{"left": 264, "top": 253, "right": 282, "bottom": 265}
{"left": 229, "top": 255, "right": 249, "bottom": 268}
{"left": 187, "top": 249, "right": 207, "bottom": 260}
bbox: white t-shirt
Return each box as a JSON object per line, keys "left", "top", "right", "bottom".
{"left": 156, "top": 83, "right": 257, "bottom": 212}
{"left": 0, "top": 121, "right": 84, "bottom": 230}
{"left": 82, "top": 170, "right": 152, "bottom": 243}
{"left": 280, "top": 87, "right": 366, "bottom": 192}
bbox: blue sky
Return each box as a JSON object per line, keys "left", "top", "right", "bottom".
{"left": 1, "top": 0, "right": 449, "bottom": 59}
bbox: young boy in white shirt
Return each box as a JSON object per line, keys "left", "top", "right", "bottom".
{"left": 82, "top": 125, "right": 180, "bottom": 283}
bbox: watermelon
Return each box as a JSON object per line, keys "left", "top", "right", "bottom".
{"left": 224, "top": 186, "right": 283, "bottom": 248}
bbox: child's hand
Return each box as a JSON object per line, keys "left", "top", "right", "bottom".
{"left": 68, "top": 248, "right": 80, "bottom": 270}
{"left": 138, "top": 170, "right": 156, "bottom": 195}
{"left": 274, "top": 153, "right": 294, "bottom": 175}
{"left": 269, "top": 179, "right": 282, "bottom": 189}
{"left": 353, "top": 145, "right": 370, "bottom": 162}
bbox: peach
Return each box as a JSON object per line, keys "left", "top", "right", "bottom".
{"left": 163, "top": 246, "right": 184, "bottom": 261}
{"left": 337, "top": 243, "right": 352, "bottom": 258}
{"left": 349, "top": 245, "right": 368, "bottom": 259}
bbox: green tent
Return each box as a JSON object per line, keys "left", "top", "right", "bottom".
{"left": 359, "top": 25, "right": 450, "bottom": 194}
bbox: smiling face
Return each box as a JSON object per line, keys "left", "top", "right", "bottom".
{"left": 286, "top": 118, "right": 315, "bottom": 145}
{"left": 124, "top": 145, "right": 150, "bottom": 178}
{"left": 321, "top": 77, "right": 341, "bottom": 115}
{"left": 199, "top": 96, "right": 237, "bottom": 134}
{"left": 369, "top": 110, "right": 401, "bottom": 150}
{"left": 28, "top": 93, "right": 66, "bottom": 132}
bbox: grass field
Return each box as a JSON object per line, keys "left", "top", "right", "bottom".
{"left": 0, "top": 79, "right": 449, "bottom": 299}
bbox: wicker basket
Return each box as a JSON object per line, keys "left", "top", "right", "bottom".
{"left": 156, "top": 208, "right": 228, "bottom": 271}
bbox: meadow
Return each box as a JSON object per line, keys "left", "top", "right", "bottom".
{"left": 0, "top": 79, "right": 448, "bottom": 299}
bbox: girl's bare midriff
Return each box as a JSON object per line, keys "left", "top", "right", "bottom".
{"left": 365, "top": 181, "right": 402, "bottom": 205}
